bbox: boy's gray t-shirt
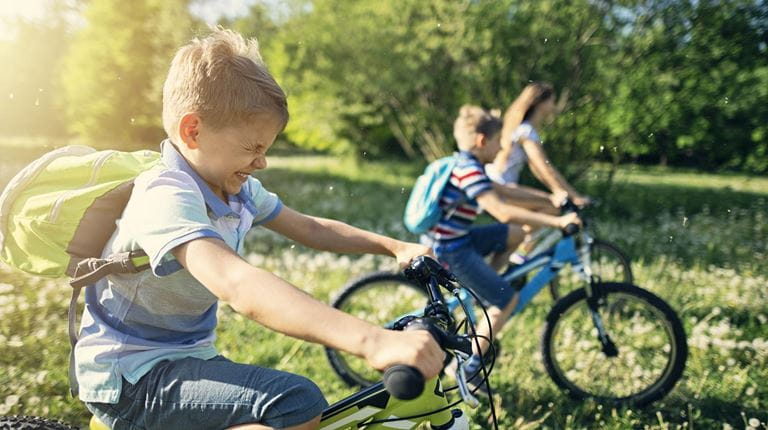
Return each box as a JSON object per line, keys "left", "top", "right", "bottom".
{"left": 75, "top": 140, "right": 282, "bottom": 403}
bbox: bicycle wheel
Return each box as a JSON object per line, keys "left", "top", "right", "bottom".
{"left": 549, "top": 238, "right": 633, "bottom": 301}
{"left": 541, "top": 282, "right": 687, "bottom": 407}
{"left": 0, "top": 416, "right": 79, "bottom": 430}
{"left": 325, "top": 271, "right": 429, "bottom": 387}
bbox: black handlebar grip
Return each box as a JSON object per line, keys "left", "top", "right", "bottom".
{"left": 562, "top": 223, "right": 580, "bottom": 236}
{"left": 383, "top": 365, "right": 425, "bottom": 400}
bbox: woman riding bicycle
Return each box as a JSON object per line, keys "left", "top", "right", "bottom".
{"left": 485, "top": 83, "right": 592, "bottom": 261}
{"left": 419, "top": 105, "right": 580, "bottom": 391}
{"left": 488, "top": 83, "right": 590, "bottom": 208}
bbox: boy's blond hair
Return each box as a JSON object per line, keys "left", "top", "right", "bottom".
{"left": 453, "top": 105, "right": 502, "bottom": 151}
{"left": 162, "top": 28, "right": 288, "bottom": 139}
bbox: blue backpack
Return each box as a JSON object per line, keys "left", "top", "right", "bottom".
{"left": 403, "top": 155, "right": 459, "bottom": 234}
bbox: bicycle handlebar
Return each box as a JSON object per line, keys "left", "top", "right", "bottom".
{"left": 382, "top": 318, "right": 472, "bottom": 400}
{"left": 383, "top": 256, "right": 475, "bottom": 400}
{"left": 562, "top": 223, "right": 581, "bottom": 237}
{"left": 383, "top": 365, "right": 424, "bottom": 400}
{"left": 560, "top": 197, "right": 587, "bottom": 235}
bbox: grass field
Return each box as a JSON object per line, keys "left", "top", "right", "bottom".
{"left": 0, "top": 142, "right": 766, "bottom": 429}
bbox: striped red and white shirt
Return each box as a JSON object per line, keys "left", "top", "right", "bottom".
{"left": 427, "top": 151, "right": 493, "bottom": 241}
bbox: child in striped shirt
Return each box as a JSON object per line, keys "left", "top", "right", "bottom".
{"left": 422, "top": 105, "right": 580, "bottom": 391}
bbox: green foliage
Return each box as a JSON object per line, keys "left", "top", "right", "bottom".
{"left": 60, "top": 0, "right": 201, "bottom": 148}
{"left": 231, "top": 0, "right": 768, "bottom": 173}
{"left": 604, "top": 0, "right": 768, "bottom": 172}
{"left": 256, "top": 0, "right": 475, "bottom": 159}
{"left": 1, "top": 0, "right": 766, "bottom": 170}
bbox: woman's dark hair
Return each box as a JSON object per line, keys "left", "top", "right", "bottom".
{"left": 523, "top": 82, "right": 555, "bottom": 121}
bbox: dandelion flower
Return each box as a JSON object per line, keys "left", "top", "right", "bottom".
{"left": 4, "top": 395, "right": 19, "bottom": 407}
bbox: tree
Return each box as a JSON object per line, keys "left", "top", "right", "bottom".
{"left": 61, "top": 0, "right": 201, "bottom": 148}
{"left": 235, "top": 0, "right": 768, "bottom": 173}
{"left": 241, "top": 0, "right": 621, "bottom": 171}
{"left": 603, "top": 0, "right": 768, "bottom": 172}
{"left": 250, "top": 0, "right": 476, "bottom": 159}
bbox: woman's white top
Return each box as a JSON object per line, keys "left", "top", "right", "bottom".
{"left": 486, "top": 121, "right": 541, "bottom": 185}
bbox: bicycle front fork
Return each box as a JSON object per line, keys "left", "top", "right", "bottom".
{"left": 585, "top": 279, "right": 619, "bottom": 357}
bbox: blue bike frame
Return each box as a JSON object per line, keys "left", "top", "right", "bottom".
{"left": 442, "top": 234, "right": 585, "bottom": 324}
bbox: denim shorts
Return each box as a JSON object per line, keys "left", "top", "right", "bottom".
{"left": 86, "top": 355, "right": 327, "bottom": 430}
{"left": 429, "top": 223, "right": 516, "bottom": 309}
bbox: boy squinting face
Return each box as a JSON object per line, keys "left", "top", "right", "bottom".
{"left": 181, "top": 113, "right": 282, "bottom": 201}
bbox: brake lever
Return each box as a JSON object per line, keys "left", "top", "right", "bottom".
{"left": 454, "top": 353, "right": 480, "bottom": 409}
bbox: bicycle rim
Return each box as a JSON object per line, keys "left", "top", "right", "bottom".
{"left": 543, "top": 284, "right": 685, "bottom": 405}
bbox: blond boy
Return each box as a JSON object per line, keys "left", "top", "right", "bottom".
{"left": 75, "top": 29, "right": 444, "bottom": 430}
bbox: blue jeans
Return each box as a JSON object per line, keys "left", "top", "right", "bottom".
{"left": 427, "top": 223, "right": 516, "bottom": 309}
{"left": 86, "top": 355, "right": 327, "bottom": 430}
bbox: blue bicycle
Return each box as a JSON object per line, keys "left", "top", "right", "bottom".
{"left": 326, "top": 202, "right": 687, "bottom": 406}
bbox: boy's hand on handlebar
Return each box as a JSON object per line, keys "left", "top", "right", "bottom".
{"left": 549, "top": 190, "right": 569, "bottom": 208}
{"left": 393, "top": 242, "right": 436, "bottom": 270}
{"left": 363, "top": 329, "right": 444, "bottom": 380}
{"left": 572, "top": 195, "right": 592, "bottom": 207}
{"left": 558, "top": 212, "right": 582, "bottom": 230}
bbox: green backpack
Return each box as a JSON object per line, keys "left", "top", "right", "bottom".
{"left": 0, "top": 145, "right": 161, "bottom": 396}
{"left": 0, "top": 145, "right": 160, "bottom": 282}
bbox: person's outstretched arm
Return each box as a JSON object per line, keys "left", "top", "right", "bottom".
{"left": 263, "top": 206, "right": 431, "bottom": 267}
{"left": 172, "top": 237, "right": 444, "bottom": 379}
{"left": 476, "top": 189, "right": 579, "bottom": 229}
{"left": 522, "top": 139, "right": 589, "bottom": 206}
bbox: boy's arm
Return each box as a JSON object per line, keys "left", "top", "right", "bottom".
{"left": 476, "top": 189, "right": 579, "bottom": 228}
{"left": 263, "top": 206, "right": 432, "bottom": 267}
{"left": 490, "top": 182, "right": 558, "bottom": 208}
{"left": 171, "top": 237, "right": 444, "bottom": 378}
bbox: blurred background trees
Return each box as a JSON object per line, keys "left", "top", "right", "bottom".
{"left": 1, "top": 0, "right": 766, "bottom": 173}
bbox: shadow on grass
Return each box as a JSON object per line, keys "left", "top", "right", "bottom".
{"left": 586, "top": 180, "right": 766, "bottom": 219}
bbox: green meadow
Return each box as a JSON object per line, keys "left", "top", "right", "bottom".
{"left": 0, "top": 142, "right": 766, "bottom": 429}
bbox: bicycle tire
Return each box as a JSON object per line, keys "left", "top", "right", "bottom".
{"left": 0, "top": 416, "right": 79, "bottom": 430}
{"left": 541, "top": 282, "right": 687, "bottom": 407}
{"left": 325, "top": 271, "right": 428, "bottom": 387}
{"left": 549, "top": 238, "right": 633, "bottom": 301}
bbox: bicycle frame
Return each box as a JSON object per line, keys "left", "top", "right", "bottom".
{"left": 440, "top": 229, "right": 593, "bottom": 324}
{"left": 318, "top": 378, "right": 459, "bottom": 429}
